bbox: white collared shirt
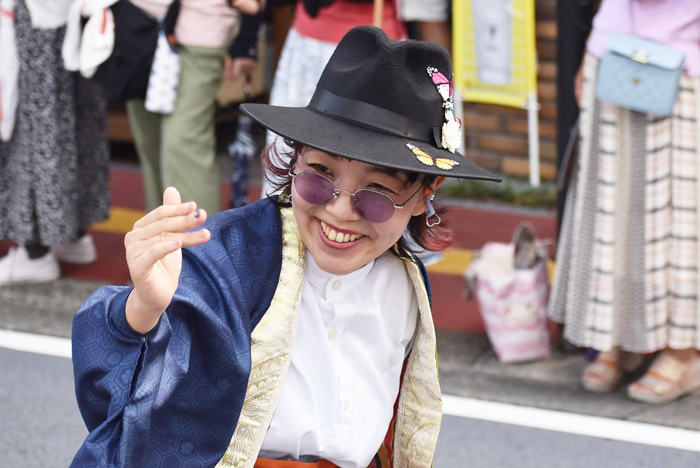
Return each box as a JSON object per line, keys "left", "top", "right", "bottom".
{"left": 259, "top": 250, "right": 419, "bottom": 468}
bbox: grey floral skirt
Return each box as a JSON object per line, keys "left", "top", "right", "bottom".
{"left": 0, "top": 0, "right": 110, "bottom": 246}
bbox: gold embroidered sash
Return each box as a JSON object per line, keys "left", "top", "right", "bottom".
{"left": 392, "top": 256, "right": 442, "bottom": 468}
{"left": 217, "top": 208, "right": 306, "bottom": 468}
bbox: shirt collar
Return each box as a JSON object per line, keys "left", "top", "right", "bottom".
{"left": 304, "top": 250, "right": 376, "bottom": 294}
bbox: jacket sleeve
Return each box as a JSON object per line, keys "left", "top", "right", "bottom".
{"left": 72, "top": 286, "right": 143, "bottom": 433}
{"left": 71, "top": 269, "right": 256, "bottom": 466}
{"left": 70, "top": 201, "right": 283, "bottom": 468}
{"left": 71, "top": 285, "right": 176, "bottom": 466}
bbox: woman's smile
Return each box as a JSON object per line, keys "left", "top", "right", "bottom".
{"left": 320, "top": 220, "right": 364, "bottom": 243}
{"left": 318, "top": 220, "right": 365, "bottom": 247}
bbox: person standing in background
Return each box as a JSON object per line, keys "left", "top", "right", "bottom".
{"left": 126, "top": 0, "right": 261, "bottom": 216}
{"left": 261, "top": 0, "right": 456, "bottom": 198}
{"left": 549, "top": 0, "right": 700, "bottom": 403}
{"left": 225, "top": 9, "right": 266, "bottom": 209}
{"left": 0, "top": 0, "right": 109, "bottom": 285}
{"left": 260, "top": 0, "right": 407, "bottom": 197}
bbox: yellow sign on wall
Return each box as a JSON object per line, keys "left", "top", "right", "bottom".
{"left": 453, "top": 0, "right": 537, "bottom": 108}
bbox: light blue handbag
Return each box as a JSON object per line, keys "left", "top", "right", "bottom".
{"left": 596, "top": 33, "right": 685, "bottom": 117}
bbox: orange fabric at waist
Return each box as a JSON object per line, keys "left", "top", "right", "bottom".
{"left": 255, "top": 458, "right": 340, "bottom": 468}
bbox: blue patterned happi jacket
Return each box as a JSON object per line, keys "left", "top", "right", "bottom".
{"left": 70, "top": 198, "right": 432, "bottom": 468}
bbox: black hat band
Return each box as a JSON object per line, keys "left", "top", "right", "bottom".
{"left": 309, "top": 88, "right": 441, "bottom": 146}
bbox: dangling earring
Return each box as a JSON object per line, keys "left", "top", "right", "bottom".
{"left": 278, "top": 187, "right": 292, "bottom": 204}
{"left": 425, "top": 194, "right": 441, "bottom": 227}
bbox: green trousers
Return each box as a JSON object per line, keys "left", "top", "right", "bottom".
{"left": 126, "top": 45, "right": 226, "bottom": 215}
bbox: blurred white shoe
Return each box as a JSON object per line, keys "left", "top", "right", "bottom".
{"left": 52, "top": 234, "right": 97, "bottom": 264}
{"left": 0, "top": 246, "right": 60, "bottom": 286}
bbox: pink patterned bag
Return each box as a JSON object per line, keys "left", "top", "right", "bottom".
{"left": 465, "top": 231, "right": 551, "bottom": 363}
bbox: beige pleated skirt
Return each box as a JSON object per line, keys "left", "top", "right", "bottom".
{"left": 549, "top": 53, "right": 700, "bottom": 353}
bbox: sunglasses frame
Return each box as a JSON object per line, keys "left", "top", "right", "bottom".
{"left": 288, "top": 168, "right": 425, "bottom": 223}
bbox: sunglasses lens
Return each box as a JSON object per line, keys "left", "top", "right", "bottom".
{"left": 294, "top": 171, "right": 336, "bottom": 205}
{"left": 354, "top": 190, "right": 395, "bottom": 223}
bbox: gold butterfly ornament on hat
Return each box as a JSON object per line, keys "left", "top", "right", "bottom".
{"left": 407, "top": 143, "right": 460, "bottom": 170}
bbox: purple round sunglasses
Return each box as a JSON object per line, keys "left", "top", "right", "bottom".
{"left": 289, "top": 168, "right": 425, "bottom": 223}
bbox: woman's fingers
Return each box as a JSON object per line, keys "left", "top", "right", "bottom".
{"left": 126, "top": 188, "right": 212, "bottom": 291}
{"left": 127, "top": 187, "right": 211, "bottom": 269}
{"left": 126, "top": 208, "right": 209, "bottom": 262}
{"left": 131, "top": 208, "right": 207, "bottom": 243}
{"left": 133, "top": 186, "right": 190, "bottom": 230}
{"left": 128, "top": 229, "right": 211, "bottom": 279}
{"left": 162, "top": 186, "right": 181, "bottom": 206}
{"left": 129, "top": 228, "right": 210, "bottom": 263}
{"left": 133, "top": 200, "right": 197, "bottom": 230}
{"left": 129, "top": 237, "right": 183, "bottom": 278}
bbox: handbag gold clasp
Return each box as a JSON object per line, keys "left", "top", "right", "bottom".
{"left": 631, "top": 48, "right": 650, "bottom": 64}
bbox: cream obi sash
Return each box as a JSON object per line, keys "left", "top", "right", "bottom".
{"left": 217, "top": 208, "right": 442, "bottom": 468}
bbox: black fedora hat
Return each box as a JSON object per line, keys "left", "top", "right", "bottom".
{"left": 241, "top": 26, "right": 500, "bottom": 181}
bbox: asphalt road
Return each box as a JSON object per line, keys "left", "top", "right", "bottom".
{"left": 1, "top": 348, "right": 86, "bottom": 467}
{"left": 2, "top": 346, "right": 700, "bottom": 468}
{"left": 436, "top": 414, "right": 700, "bottom": 468}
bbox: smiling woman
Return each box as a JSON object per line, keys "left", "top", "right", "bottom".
{"left": 288, "top": 148, "right": 441, "bottom": 276}
{"left": 263, "top": 143, "right": 460, "bottom": 251}
{"left": 267, "top": 142, "right": 455, "bottom": 254}
{"left": 70, "top": 26, "right": 499, "bottom": 468}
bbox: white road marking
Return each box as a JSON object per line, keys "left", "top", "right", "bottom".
{"left": 443, "top": 394, "right": 700, "bottom": 452}
{"left": 2, "top": 330, "right": 699, "bottom": 452}
{"left": 0, "top": 329, "right": 71, "bottom": 358}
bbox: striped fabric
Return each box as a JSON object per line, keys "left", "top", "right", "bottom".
{"left": 548, "top": 53, "right": 700, "bottom": 353}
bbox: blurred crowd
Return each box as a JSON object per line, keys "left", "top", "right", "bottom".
{"left": 0, "top": 0, "right": 449, "bottom": 283}
{"left": 1, "top": 0, "right": 700, "bottom": 408}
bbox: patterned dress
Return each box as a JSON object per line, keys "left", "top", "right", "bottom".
{"left": 0, "top": 0, "right": 110, "bottom": 246}
{"left": 262, "top": 28, "right": 337, "bottom": 196}
{"left": 548, "top": 54, "right": 700, "bottom": 354}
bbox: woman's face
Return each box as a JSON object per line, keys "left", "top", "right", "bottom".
{"left": 291, "top": 148, "right": 440, "bottom": 275}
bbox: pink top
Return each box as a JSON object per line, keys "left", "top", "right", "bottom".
{"left": 293, "top": 0, "right": 406, "bottom": 44}
{"left": 129, "top": 0, "right": 239, "bottom": 48}
{"left": 587, "top": 0, "right": 700, "bottom": 76}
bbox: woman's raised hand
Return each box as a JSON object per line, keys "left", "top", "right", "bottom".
{"left": 124, "top": 187, "right": 211, "bottom": 334}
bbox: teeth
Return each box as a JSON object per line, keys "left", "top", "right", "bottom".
{"left": 321, "top": 221, "right": 362, "bottom": 243}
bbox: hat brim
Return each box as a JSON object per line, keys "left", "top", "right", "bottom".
{"left": 241, "top": 103, "right": 501, "bottom": 182}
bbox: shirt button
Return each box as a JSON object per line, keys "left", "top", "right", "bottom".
{"left": 332, "top": 280, "right": 342, "bottom": 291}
{"left": 343, "top": 398, "right": 350, "bottom": 410}
{"left": 328, "top": 329, "right": 338, "bottom": 340}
